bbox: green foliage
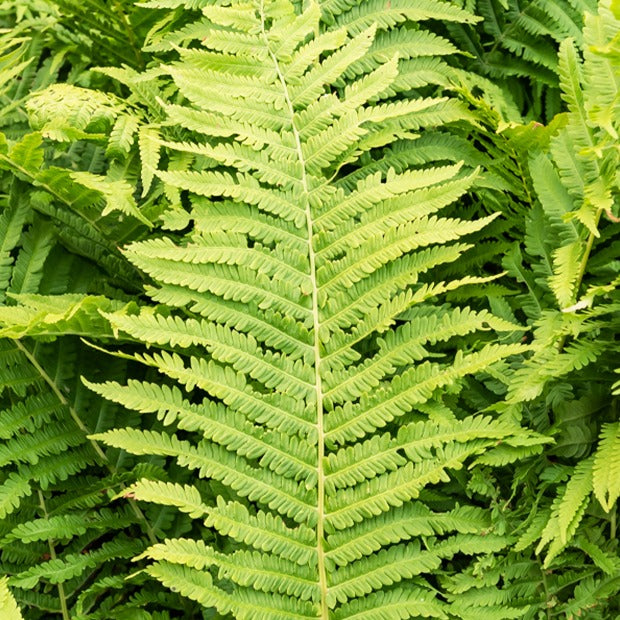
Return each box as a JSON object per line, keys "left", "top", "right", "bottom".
{"left": 0, "top": 0, "right": 618, "bottom": 619}
{"left": 447, "top": 0, "right": 598, "bottom": 120}
{"left": 0, "top": 576, "right": 23, "bottom": 620}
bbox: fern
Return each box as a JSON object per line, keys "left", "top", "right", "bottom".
{"left": 55, "top": 2, "right": 551, "bottom": 617}
{"left": 446, "top": 0, "right": 597, "bottom": 120}
{"left": 465, "top": 3, "right": 620, "bottom": 616}
{"left": 0, "top": 576, "right": 23, "bottom": 620}
{"left": 0, "top": 0, "right": 618, "bottom": 618}
{"left": 592, "top": 423, "right": 620, "bottom": 512}
{"left": 0, "top": 9, "right": 195, "bottom": 615}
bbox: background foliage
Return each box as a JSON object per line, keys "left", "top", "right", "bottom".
{"left": 0, "top": 0, "right": 618, "bottom": 619}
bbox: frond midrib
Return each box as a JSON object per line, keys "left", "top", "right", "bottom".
{"left": 258, "top": 3, "right": 329, "bottom": 616}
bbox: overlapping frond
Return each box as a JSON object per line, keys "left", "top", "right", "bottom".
{"left": 592, "top": 422, "right": 620, "bottom": 512}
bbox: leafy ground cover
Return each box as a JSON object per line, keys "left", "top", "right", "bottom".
{"left": 0, "top": 1, "right": 618, "bottom": 618}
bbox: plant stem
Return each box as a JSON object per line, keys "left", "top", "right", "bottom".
{"left": 259, "top": 4, "right": 329, "bottom": 616}
{"left": 110, "top": 0, "right": 144, "bottom": 68}
{"left": 38, "top": 491, "right": 70, "bottom": 620}
{"left": 574, "top": 226, "right": 599, "bottom": 302}
{"left": 537, "top": 556, "right": 552, "bottom": 620}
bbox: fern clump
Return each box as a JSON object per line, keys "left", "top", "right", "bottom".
{"left": 0, "top": 0, "right": 617, "bottom": 618}
{"left": 75, "top": 2, "right": 549, "bottom": 617}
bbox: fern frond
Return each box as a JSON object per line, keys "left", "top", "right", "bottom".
{"left": 0, "top": 294, "right": 119, "bottom": 340}
{"left": 147, "top": 285, "right": 313, "bottom": 358}
{"left": 328, "top": 541, "right": 441, "bottom": 605}
{"left": 326, "top": 503, "right": 490, "bottom": 566}
{"left": 556, "top": 457, "right": 594, "bottom": 544}
{"left": 336, "top": 586, "right": 446, "bottom": 619}
{"left": 86, "top": 378, "right": 316, "bottom": 482}
{"left": 9, "top": 537, "right": 144, "bottom": 589}
{"left": 326, "top": 343, "right": 527, "bottom": 445}
{"left": 536, "top": 456, "right": 594, "bottom": 565}
{"left": 205, "top": 499, "right": 316, "bottom": 566}
{"left": 3, "top": 506, "right": 137, "bottom": 544}
{"left": 592, "top": 422, "right": 620, "bottom": 512}
{"left": 69, "top": 172, "right": 152, "bottom": 227}
{"left": 91, "top": 428, "right": 317, "bottom": 525}
{"left": 146, "top": 561, "right": 317, "bottom": 620}
{"left": 325, "top": 417, "right": 530, "bottom": 491}
{"left": 324, "top": 0, "right": 480, "bottom": 34}
{"left": 7, "top": 218, "right": 54, "bottom": 297}
{"left": 116, "top": 479, "right": 208, "bottom": 518}
{"left": 29, "top": 0, "right": 561, "bottom": 617}
{"left": 326, "top": 441, "right": 498, "bottom": 531}
{"left": 26, "top": 84, "right": 121, "bottom": 141}
{"left": 140, "top": 539, "right": 319, "bottom": 601}
{"left": 549, "top": 241, "right": 582, "bottom": 308}
{"left": 0, "top": 473, "right": 32, "bottom": 520}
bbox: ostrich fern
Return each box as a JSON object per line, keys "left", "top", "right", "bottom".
{"left": 75, "top": 2, "right": 547, "bottom": 618}
{"left": 0, "top": 0, "right": 618, "bottom": 618}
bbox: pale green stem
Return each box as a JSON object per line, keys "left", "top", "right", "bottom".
{"left": 258, "top": 5, "right": 329, "bottom": 616}
{"left": 536, "top": 556, "right": 552, "bottom": 620}
{"left": 38, "top": 490, "right": 70, "bottom": 620}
